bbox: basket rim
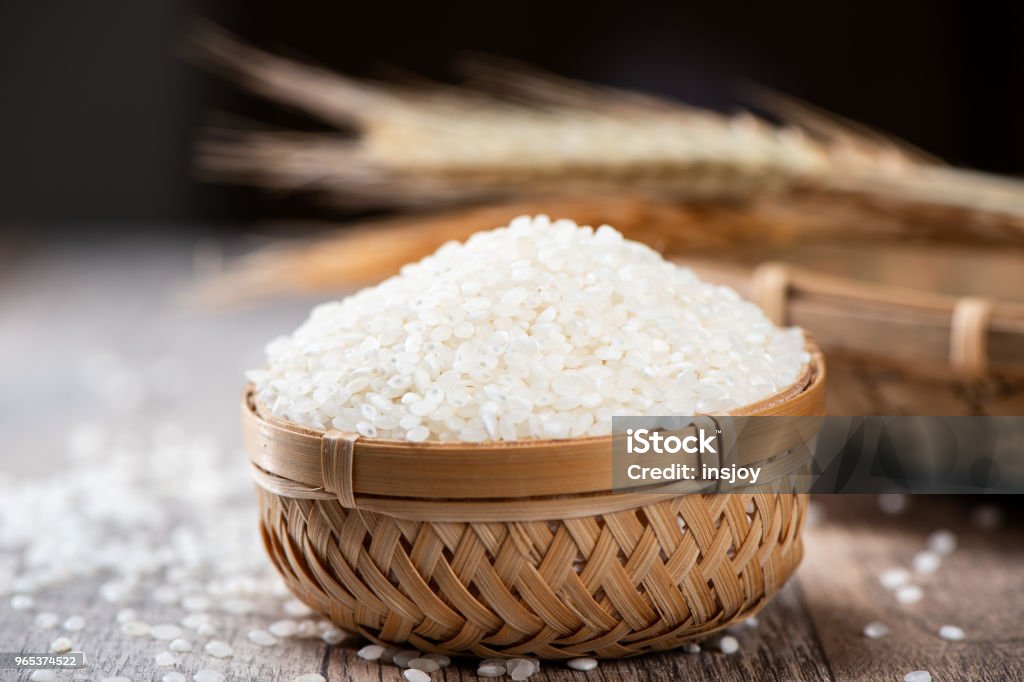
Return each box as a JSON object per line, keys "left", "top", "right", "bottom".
{"left": 240, "top": 335, "right": 826, "bottom": 510}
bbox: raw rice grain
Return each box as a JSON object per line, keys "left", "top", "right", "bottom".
{"left": 268, "top": 619, "right": 298, "bottom": 638}
{"left": 357, "top": 644, "right": 385, "bottom": 661}
{"left": 719, "top": 635, "right": 740, "bottom": 654}
{"left": 203, "top": 640, "right": 233, "bottom": 658}
{"left": 253, "top": 216, "right": 808, "bottom": 442}
{"left": 863, "top": 622, "right": 889, "bottom": 639}
{"left": 169, "top": 638, "right": 193, "bottom": 653}
{"left": 155, "top": 651, "right": 178, "bottom": 667}
{"left": 939, "top": 625, "right": 965, "bottom": 641}
{"left": 403, "top": 671, "right": 430, "bottom": 682}
{"left": 567, "top": 657, "right": 599, "bottom": 671}
{"left": 248, "top": 629, "right": 278, "bottom": 647}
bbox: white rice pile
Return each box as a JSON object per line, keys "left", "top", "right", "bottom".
{"left": 250, "top": 215, "right": 808, "bottom": 441}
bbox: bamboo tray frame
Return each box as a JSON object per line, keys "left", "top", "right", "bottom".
{"left": 242, "top": 339, "right": 825, "bottom": 658}
{"left": 688, "top": 260, "right": 1024, "bottom": 379}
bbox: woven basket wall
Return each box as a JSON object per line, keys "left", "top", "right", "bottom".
{"left": 242, "top": 341, "right": 826, "bottom": 658}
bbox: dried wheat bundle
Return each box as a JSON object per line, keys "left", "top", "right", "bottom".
{"left": 194, "top": 25, "right": 1024, "bottom": 243}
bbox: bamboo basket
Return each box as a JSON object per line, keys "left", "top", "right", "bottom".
{"left": 240, "top": 338, "right": 825, "bottom": 658}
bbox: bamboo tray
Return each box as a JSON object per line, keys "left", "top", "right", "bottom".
{"left": 240, "top": 338, "right": 825, "bottom": 658}
{"left": 678, "top": 258, "right": 1024, "bottom": 417}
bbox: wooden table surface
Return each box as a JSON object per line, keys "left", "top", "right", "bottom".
{"left": 1, "top": 237, "right": 1020, "bottom": 681}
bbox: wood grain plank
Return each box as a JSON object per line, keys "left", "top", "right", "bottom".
{"left": 799, "top": 495, "right": 1024, "bottom": 682}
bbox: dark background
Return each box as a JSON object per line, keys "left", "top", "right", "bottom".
{"left": 0, "top": 0, "right": 1021, "bottom": 229}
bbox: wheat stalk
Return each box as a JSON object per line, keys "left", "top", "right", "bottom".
{"left": 194, "top": 24, "right": 1024, "bottom": 240}
{"left": 187, "top": 26, "right": 1024, "bottom": 304}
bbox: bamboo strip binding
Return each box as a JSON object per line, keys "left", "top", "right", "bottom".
{"left": 243, "top": 339, "right": 826, "bottom": 658}
{"left": 949, "top": 297, "right": 994, "bottom": 377}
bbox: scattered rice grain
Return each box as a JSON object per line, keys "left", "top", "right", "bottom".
{"left": 879, "top": 567, "right": 911, "bottom": 590}
{"left": 62, "top": 615, "right": 85, "bottom": 631}
{"left": 939, "top": 625, "right": 965, "bottom": 641}
{"left": 509, "top": 658, "right": 535, "bottom": 680}
{"left": 478, "top": 668, "right": 504, "bottom": 678}
{"left": 155, "top": 651, "right": 178, "bottom": 667}
{"left": 863, "top": 622, "right": 890, "bottom": 639}
{"left": 719, "top": 635, "right": 740, "bottom": 654}
{"left": 393, "top": 650, "right": 421, "bottom": 668}
{"left": 912, "top": 551, "right": 941, "bottom": 575}
{"left": 268, "top": 619, "right": 299, "bottom": 638}
{"left": 567, "top": 657, "right": 599, "bottom": 671}
{"left": 169, "top": 638, "right": 193, "bottom": 653}
{"left": 248, "top": 629, "right": 278, "bottom": 647}
{"left": 357, "top": 644, "right": 385, "bottom": 660}
{"left": 50, "top": 636, "right": 73, "bottom": 653}
{"left": 295, "top": 620, "right": 319, "bottom": 638}
{"left": 203, "top": 640, "right": 233, "bottom": 658}
{"left": 928, "top": 529, "right": 956, "bottom": 555}
{"left": 403, "top": 671, "right": 430, "bottom": 682}
{"left": 408, "top": 657, "right": 441, "bottom": 673}
{"left": 477, "top": 659, "right": 506, "bottom": 677}
{"left": 423, "top": 653, "right": 450, "bottom": 667}
{"left": 320, "top": 627, "right": 346, "bottom": 645}
{"left": 897, "top": 585, "right": 924, "bottom": 605}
